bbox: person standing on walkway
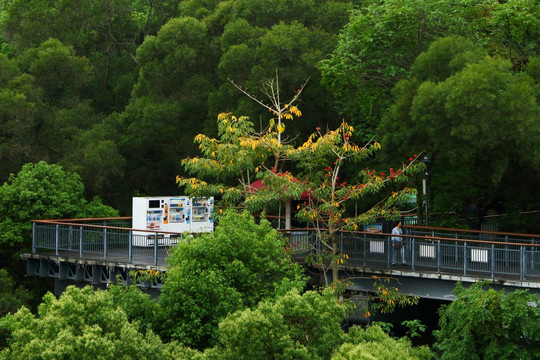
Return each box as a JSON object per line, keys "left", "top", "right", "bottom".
{"left": 391, "top": 220, "right": 406, "bottom": 265}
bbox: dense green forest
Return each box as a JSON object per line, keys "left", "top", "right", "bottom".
{"left": 0, "top": 0, "right": 539, "bottom": 358}
{"left": 0, "top": 0, "right": 538, "bottom": 219}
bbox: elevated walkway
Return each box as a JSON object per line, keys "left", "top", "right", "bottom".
{"left": 24, "top": 218, "right": 540, "bottom": 298}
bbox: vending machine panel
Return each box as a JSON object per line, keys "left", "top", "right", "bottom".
{"left": 191, "top": 197, "right": 214, "bottom": 232}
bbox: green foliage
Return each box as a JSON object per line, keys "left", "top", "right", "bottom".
{"left": 0, "top": 269, "right": 31, "bottom": 318}
{"left": 0, "top": 286, "right": 171, "bottom": 360}
{"left": 155, "top": 210, "right": 306, "bottom": 349}
{"left": 215, "top": 288, "right": 348, "bottom": 360}
{"left": 369, "top": 277, "right": 419, "bottom": 315}
{"left": 401, "top": 319, "right": 427, "bottom": 340}
{"left": 320, "top": 0, "right": 540, "bottom": 137}
{"left": 378, "top": 35, "right": 540, "bottom": 215}
{"left": 107, "top": 283, "right": 159, "bottom": 333}
{"left": 333, "top": 324, "right": 433, "bottom": 360}
{"left": 434, "top": 282, "right": 540, "bottom": 359}
{"left": 0, "top": 161, "right": 118, "bottom": 246}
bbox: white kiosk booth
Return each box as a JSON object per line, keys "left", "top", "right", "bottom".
{"left": 132, "top": 196, "right": 213, "bottom": 246}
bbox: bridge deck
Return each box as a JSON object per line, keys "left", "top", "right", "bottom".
{"left": 25, "top": 218, "right": 540, "bottom": 293}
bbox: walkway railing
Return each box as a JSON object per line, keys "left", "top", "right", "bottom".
{"left": 32, "top": 218, "right": 181, "bottom": 266}
{"left": 285, "top": 229, "right": 540, "bottom": 282}
{"left": 32, "top": 218, "right": 540, "bottom": 282}
{"left": 405, "top": 225, "right": 540, "bottom": 245}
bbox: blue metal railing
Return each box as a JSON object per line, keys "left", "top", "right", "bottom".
{"left": 32, "top": 218, "right": 182, "bottom": 266}
{"left": 32, "top": 218, "right": 540, "bottom": 282}
{"left": 285, "top": 229, "right": 540, "bottom": 282}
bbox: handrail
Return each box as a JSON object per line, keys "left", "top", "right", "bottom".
{"left": 33, "top": 217, "right": 132, "bottom": 222}
{"left": 278, "top": 228, "right": 540, "bottom": 248}
{"left": 405, "top": 224, "right": 540, "bottom": 240}
{"left": 32, "top": 219, "right": 183, "bottom": 235}
{"left": 31, "top": 218, "right": 540, "bottom": 282}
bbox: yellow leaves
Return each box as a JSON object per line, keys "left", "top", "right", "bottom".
{"left": 374, "top": 142, "right": 381, "bottom": 150}
{"left": 217, "top": 112, "right": 229, "bottom": 121}
{"left": 219, "top": 188, "right": 224, "bottom": 193}
{"left": 289, "top": 106, "right": 302, "bottom": 117}
{"left": 277, "top": 123, "right": 285, "bottom": 133}
{"left": 255, "top": 167, "right": 260, "bottom": 173}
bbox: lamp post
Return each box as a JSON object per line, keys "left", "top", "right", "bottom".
{"left": 422, "top": 156, "right": 431, "bottom": 226}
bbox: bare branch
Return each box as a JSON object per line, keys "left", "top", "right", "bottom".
{"left": 228, "top": 78, "right": 274, "bottom": 112}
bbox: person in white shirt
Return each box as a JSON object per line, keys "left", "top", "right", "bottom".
{"left": 391, "top": 220, "right": 406, "bottom": 265}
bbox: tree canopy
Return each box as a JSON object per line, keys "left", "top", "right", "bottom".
{"left": 377, "top": 36, "right": 540, "bottom": 216}
{"left": 0, "top": 286, "right": 171, "bottom": 360}
{"left": 434, "top": 282, "right": 540, "bottom": 359}
{"left": 0, "top": 161, "right": 117, "bottom": 246}
{"left": 154, "top": 210, "right": 306, "bottom": 349}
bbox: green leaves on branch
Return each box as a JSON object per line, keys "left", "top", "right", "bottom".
{"left": 434, "top": 282, "right": 540, "bottom": 360}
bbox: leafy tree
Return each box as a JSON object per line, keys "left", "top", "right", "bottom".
{"left": 120, "top": 16, "right": 217, "bottom": 197}
{"left": 214, "top": 289, "right": 349, "bottom": 360}
{"left": 377, "top": 36, "right": 540, "bottom": 217}
{"left": 107, "top": 283, "right": 159, "bottom": 333}
{"left": 0, "top": 0, "right": 176, "bottom": 111}
{"left": 154, "top": 210, "right": 306, "bottom": 349}
{"left": 0, "top": 286, "right": 171, "bottom": 360}
{"left": 332, "top": 324, "right": 433, "bottom": 360}
{"left": 184, "top": 297, "right": 431, "bottom": 360}
{"left": 320, "top": 0, "right": 540, "bottom": 138}
{"left": 180, "top": 110, "right": 422, "bottom": 284}
{"left": 61, "top": 113, "right": 126, "bottom": 205}
{"left": 434, "top": 282, "right": 540, "bottom": 359}
{"left": 0, "top": 54, "right": 43, "bottom": 181}
{"left": 0, "top": 269, "right": 31, "bottom": 318}
{"left": 0, "top": 161, "right": 118, "bottom": 246}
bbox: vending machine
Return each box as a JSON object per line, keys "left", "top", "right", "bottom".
{"left": 168, "top": 197, "right": 191, "bottom": 231}
{"left": 190, "top": 197, "right": 214, "bottom": 233}
{"left": 132, "top": 196, "right": 213, "bottom": 245}
{"left": 132, "top": 197, "right": 167, "bottom": 232}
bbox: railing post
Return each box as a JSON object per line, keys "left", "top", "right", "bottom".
{"left": 128, "top": 231, "right": 133, "bottom": 263}
{"left": 463, "top": 242, "right": 467, "bottom": 276}
{"left": 68, "top": 225, "right": 73, "bottom": 250}
{"left": 411, "top": 237, "right": 415, "bottom": 271}
{"left": 32, "top": 222, "right": 36, "bottom": 253}
{"left": 520, "top": 246, "right": 526, "bottom": 281}
{"left": 491, "top": 244, "right": 495, "bottom": 279}
{"left": 103, "top": 227, "right": 107, "bottom": 260}
{"left": 437, "top": 240, "right": 441, "bottom": 273}
{"left": 340, "top": 232, "right": 344, "bottom": 256}
{"left": 79, "top": 226, "right": 83, "bottom": 258}
{"left": 154, "top": 232, "right": 159, "bottom": 266}
{"left": 55, "top": 224, "right": 59, "bottom": 256}
{"left": 387, "top": 236, "right": 391, "bottom": 268}
{"left": 531, "top": 237, "right": 535, "bottom": 270}
{"left": 455, "top": 233, "right": 459, "bottom": 263}
{"left": 363, "top": 233, "right": 366, "bottom": 268}
{"left": 504, "top": 235, "right": 509, "bottom": 270}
